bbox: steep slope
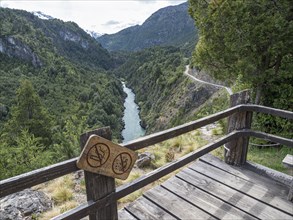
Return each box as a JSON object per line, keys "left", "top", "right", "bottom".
{"left": 114, "top": 47, "right": 218, "bottom": 133}
{"left": 97, "top": 2, "right": 197, "bottom": 53}
{"left": 0, "top": 8, "right": 113, "bottom": 70}
{"left": 0, "top": 7, "right": 125, "bottom": 179}
{"left": 0, "top": 8, "right": 124, "bottom": 136}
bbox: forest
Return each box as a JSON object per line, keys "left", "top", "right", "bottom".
{"left": 0, "top": 8, "right": 125, "bottom": 179}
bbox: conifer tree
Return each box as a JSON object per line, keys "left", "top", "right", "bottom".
{"left": 3, "top": 79, "right": 53, "bottom": 146}
{"left": 189, "top": 0, "right": 293, "bottom": 104}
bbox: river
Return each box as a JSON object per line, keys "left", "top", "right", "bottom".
{"left": 121, "top": 82, "right": 145, "bottom": 143}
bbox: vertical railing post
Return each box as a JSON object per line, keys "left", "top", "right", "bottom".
{"left": 80, "top": 127, "right": 118, "bottom": 220}
{"left": 225, "top": 90, "right": 252, "bottom": 165}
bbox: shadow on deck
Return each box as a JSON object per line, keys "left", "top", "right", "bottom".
{"left": 119, "top": 154, "right": 293, "bottom": 220}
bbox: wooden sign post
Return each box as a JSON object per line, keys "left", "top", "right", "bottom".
{"left": 77, "top": 135, "right": 137, "bottom": 180}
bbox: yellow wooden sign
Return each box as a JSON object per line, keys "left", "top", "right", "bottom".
{"left": 77, "top": 135, "right": 137, "bottom": 180}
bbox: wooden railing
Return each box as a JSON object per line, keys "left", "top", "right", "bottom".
{"left": 1, "top": 91, "right": 292, "bottom": 220}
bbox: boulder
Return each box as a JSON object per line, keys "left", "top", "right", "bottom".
{"left": 0, "top": 189, "right": 52, "bottom": 220}
{"left": 136, "top": 152, "right": 155, "bottom": 168}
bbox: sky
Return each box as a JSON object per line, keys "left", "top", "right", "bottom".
{"left": 1, "top": 0, "right": 187, "bottom": 34}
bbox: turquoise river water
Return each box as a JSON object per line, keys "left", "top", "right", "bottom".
{"left": 121, "top": 82, "right": 145, "bottom": 143}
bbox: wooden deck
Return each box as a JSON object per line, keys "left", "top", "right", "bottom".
{"left": 118, "top": 154, "right": 293, "bottom": 220}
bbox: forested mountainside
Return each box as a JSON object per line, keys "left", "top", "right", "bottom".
{"left": 113, "top": 47, "right": 218, "bottom": 133}
{"left": 0, "top": 8, "right": 113, "bottom": 70}
{"left": 0, "top": 8, "right": 124, "bottom": 179}
{"left": 97, "top": 2, "right": 197, "bottom": 54}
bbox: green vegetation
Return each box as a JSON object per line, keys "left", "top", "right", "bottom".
{"left": 188, "top": 0, "right": 292, "bottom": 174}
{"left": 40, "top": 175, "right": 78, "bottom": 219}
{"left": 189, "top": 0, "right": 292, "bottom": 139}
{"left": 114, "top": 46, "right": 218, "bottom": 133}
{"left": 97, "top": 2, "right": 197, "bottom": 55}
{"left": 0, "top": 8, "right": 124, "bottom": 179}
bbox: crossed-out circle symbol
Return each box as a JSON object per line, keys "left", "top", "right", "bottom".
{"left": 112, "top": 152, "right": 132, "bottom": 175}
{"left": 87, "top": 143, "right": 110, "bottom": 168}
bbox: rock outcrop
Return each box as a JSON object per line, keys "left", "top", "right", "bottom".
{"left": 0, "top": 189, "right": 52, "bottom": 220}
{"left": 0, "top": 36, "right": 42, "bottom": 67}
{"left": 136, "top": 152, "right": 155, "bottom": 168}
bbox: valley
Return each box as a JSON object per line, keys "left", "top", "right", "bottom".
{"left": 0, "top": 1, "right": 292, "bottom": 219}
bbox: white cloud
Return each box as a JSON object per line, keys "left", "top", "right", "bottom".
{"left": 2, "top": 0, "right": 187, "bottom": 34}
{"left": 102, "top": 20, "right": 121, "bottom": 26}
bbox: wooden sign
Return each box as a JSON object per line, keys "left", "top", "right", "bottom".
{"left": 77, "top": 135, "right": 137, "bottom": 180}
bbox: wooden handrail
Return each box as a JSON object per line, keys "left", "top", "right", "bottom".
{"left": 0, "top": 104, "right": 241, "bottom": 198}
{"left": 53, "top": 131, "right": 240, "bottom": 220}
{"left": 0, "top": 104, "right": 292, "bottom": 219}
{"left": 53, "top": 129, "right": 293, "bottom": 220}
{"left": 240, "top": 104, "right": 293, "bottom": 119}
{"left": 240, "top": 129, "right": 293, "bottom": 147}
{"left": 121, "top": 104, "right": 241, "bottom": 150}
{"left": 0, "top": 157, "right": 79, "bottom": 198}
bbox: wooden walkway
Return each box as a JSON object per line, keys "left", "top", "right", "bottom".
{"left": 119, "top": 154, "right": 293, "bottom": 220}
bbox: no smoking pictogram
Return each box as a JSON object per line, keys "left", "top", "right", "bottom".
{"left": 86, "top": 143, "right": 110, "bottom": 168}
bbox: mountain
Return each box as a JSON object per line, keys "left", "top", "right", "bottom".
{"left": 86, "top": 30, "right": 102, "bottom": 39}
{"left": 97, "top": 2, "right": 197, "bottom": 53}
{"left": 0, "top": 7, "right": 125, "bottom": 167}
{"left": 32, "top": 11, "right": 54, "bottom": 20}
{"left": 0, "top": 8, "right": 113, "bottom": 70}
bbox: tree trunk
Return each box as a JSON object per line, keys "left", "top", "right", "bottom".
{"left": 255, "top": 84, "right": 262, "bottom": 105}
{"left": 225, "top": 90, "right": 252, "bottom": 165}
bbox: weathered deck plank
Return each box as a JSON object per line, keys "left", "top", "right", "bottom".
{"left": 120, "top": 155, "right": 293, "bottom": 220}
{"left": 283, "top": 154, "right": 293, "bottom": 168}
{"left": 189, "top": 160, "right": 292, "bottom": 214}
{"left": 177, "top": 168, "right": 292, "bottom": 220}
{"left": 162, "top": 177, "right": 257, "bottom": 220}
{"left": 200, "top": 154, "right": 290, "bottom": 198}
{"left": 118, "top": 209, "right": 136, "bottom": 220}
{"left": 125, "top": 196, "right": 176, "bottom": 220}
{"left": 144, "top": 185, "right": 216, "bottom": 219}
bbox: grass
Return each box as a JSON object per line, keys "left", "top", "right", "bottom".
{"left": 43, "top": 175, "right": 74, "bottom": 204}
{"left": 40, "top": 200, "right": 78, "bottom": 220}
{"left": 247, "top": 145, "right": 293, "bottom": 175}
{"left": 211, "top": 143, "right": 293, "bottom": 175}
{"left": 39, "top": 174, "right": 78, "bottom": 219}
{"left": 116, "top": 130, "right": 208, "bottom": 208}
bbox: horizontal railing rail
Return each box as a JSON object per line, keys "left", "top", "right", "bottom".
{"left": 0, "top": 103, "right": 292, "bottom": 220}
{"left": 53, "top": 129, "right": 293, "bottom": 220}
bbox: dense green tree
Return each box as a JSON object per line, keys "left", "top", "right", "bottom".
{"left": 189, "top": 0, "right": 293, "bottom": 138}
{"left": 189, "top": 0, "right": 293, "bottom": 104}
{"left": 2, "top": 80, "right": 53, "bottom": 146}
{"left": 52, "top": 116, "right": 86, "bottom": 161}
{"left": 0, "top": 130, "right": 52, "bottom": 179}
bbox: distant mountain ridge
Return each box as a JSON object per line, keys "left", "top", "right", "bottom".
{"left": 97, "top": 2, "right": 197, "bottom": 52}
{"left": 0, "top": 8, "right": 113, "bottom": 70}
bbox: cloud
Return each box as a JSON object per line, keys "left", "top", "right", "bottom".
{"left": 138, "top": 0, "right": 186, "bottom": 5}
{"left": 0, "top": 2, "right": 9, "bottom": 8}
{"left": 116, "top": 22, "right": 139, "bottom": 30}
{"left": 102, "top": 20, "right": 121, "bottom": 26}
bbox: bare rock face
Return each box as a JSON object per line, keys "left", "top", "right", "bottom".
{"left": 0, "top": 37, "right": 42, "bottom": 67}
{"left": 0, "top": 189, "right": 52, "bottom": 220}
